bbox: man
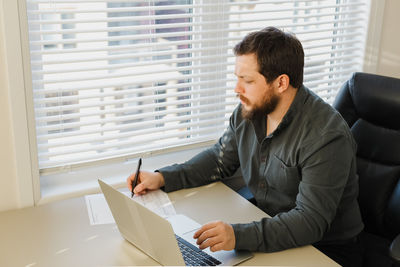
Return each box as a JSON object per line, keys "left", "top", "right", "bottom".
{"left": 127, "top": 27, "right": 364, "bottom": 266}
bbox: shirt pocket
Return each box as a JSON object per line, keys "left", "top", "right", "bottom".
{"left": 266, "top": 154, "right": 300, "bottom": 196}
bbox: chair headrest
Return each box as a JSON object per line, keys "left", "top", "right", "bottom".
{"left": 334, "top": 72, "right": 400, "bottom": 130}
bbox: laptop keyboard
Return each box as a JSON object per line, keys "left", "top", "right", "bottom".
{"left": 175, "top": 235, "right": 222, "bottom": 266}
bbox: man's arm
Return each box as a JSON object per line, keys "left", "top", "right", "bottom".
{"left": 127, "top": 107, "right": 242, "bottom": 195}
{"left": 159, "top": 111, "right": 241, "bottom": 193}
{"left": 232, "top": 132, "right": 355, "bottom": 252}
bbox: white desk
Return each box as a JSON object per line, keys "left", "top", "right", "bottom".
{"left": 0, "top": 182, "right": 339, "bottom": 267}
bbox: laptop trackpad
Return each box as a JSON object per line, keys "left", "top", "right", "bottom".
{"left": 166, "top": 214, "right": 201, "bottom": 235}
{"left": 180, "top": 225, "right": 253, "bottom": 266}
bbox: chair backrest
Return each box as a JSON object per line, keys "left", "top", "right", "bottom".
{"left": 333, "top": 72, "right": 400, "bottom": 240}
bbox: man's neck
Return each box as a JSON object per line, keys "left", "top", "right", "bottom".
{"left": 266, "top": 86, "right": 298, "bottom": 136}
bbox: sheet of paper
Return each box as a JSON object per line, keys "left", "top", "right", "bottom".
{"left": 128, "top": 189, "right": 176, "bottom": 219}
{"left": 85, "top": 192, "right": 115, "bottom": 225}
{"left": 85, "top": 189, "right": 176, "bottom": 225}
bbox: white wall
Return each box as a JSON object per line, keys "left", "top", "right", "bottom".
{"left": 375, "top": 0, "right": 400, "bottom": 78}
{"left": 0, "top": 8, "right": 19, "bottom": 211}
{"left": 0, "top": 0, "right": 34, "bottom": 211}
{"left": 0, "top": 0, "right": 399, "bottom": 212}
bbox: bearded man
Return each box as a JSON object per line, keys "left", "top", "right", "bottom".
{"left": 128, "top": 27, "right": 364, "bottom": 267}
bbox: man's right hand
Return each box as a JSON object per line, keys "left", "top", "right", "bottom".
{"left": 126, "top": 170, "right": 165, "bottom": 195}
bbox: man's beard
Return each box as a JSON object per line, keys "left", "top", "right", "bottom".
{"left": 239, "top": 92, "right": 280, "bottom": 120}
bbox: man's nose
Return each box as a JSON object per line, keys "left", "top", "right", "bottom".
{"left": 234, "top": 82, "right": 243, "bottom": 94}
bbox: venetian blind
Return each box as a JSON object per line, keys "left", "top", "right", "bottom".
{"left": 24, "top": 0, "right": 369, "bottom": 172}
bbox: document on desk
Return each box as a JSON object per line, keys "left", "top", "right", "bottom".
{"left": 85, "top": 189, "right": 176, "bottom": 225}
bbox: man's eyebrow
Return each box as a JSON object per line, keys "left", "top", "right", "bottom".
{"left": 234, "top": 73, "right": 252, "bottom": 78}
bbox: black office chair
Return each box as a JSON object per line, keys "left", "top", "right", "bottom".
{"left": 333, "top": 72, "right": 400, "bottom": 267}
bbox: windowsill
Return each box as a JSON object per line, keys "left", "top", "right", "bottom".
{"left": 38, "top": 145, "right": 211, "bottom": 206}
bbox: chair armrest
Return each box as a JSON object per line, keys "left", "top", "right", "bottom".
{"left": 390, "top": 233, "right": 400, "bottom": 263}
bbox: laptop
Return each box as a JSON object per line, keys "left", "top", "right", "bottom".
{"left": 98, "top": 179, "right": 253, "bottom": 266}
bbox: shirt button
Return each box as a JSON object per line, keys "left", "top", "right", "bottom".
{"left": 260, "top": 157, "right": 266, "bottom": 162}
{"left": 260, "top": 182, "right": 266, "bottom": 188}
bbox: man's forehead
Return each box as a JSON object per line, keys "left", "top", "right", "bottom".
{"left": 235, "top": 54, "right": 259, "bottom": 76}
{"left": 235, "top": 53, "right": 257, "bottom": 63}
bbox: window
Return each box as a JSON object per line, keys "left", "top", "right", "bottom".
{"left": 24, "top": 0, "right": 370, "bottom": 175}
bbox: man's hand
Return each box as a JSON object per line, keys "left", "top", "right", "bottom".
{"left": 193, "top": 221, "right": 236, "bottom": 252}
{"left": 126, "top": 171, "right": 165, "bottom": 195}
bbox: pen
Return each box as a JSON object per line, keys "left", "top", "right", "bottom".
{"left": 131, "top": 158, "right": 142, "bottom": 198}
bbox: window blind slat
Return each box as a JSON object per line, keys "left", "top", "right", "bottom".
{"left": 28, "top": 9, "right": 364, "bottom": 26}
{"left": 305, "top": 53, "right": 363, "bottom": 67}
{"left": 305, "top": 67, "right": 359, "bottom": 81}
{"left": 26, "top": 0, "right": 360, "bottom": 4}
{"left": 33, "top": 78, "right": 236, "bottom": 97}
{"left": 35, "top": 91, "right": 236, "bottom": 114}
{"left": 34, "top": 84, "right": 232, "bottom": 104}
{"left": 31, "top": 31, "right": 363, "bottom": 70}
{"left": 27, "top": 1, "right": 365, "bottom": 15}
{"left": 30, "top": 16, "right": 365, "bottom": 36}
{"left": 33, "top": 69, "right": 234, "bottom": 92}
{"left": 39, "top": 121, "right": 227, "bottom": 152}
{"left": 29, "top": 24, "right": 365, "bottom": 46}
{"left": 35, "top": 100, "right": 239, "bottom": 123}
{"left": 38, "top": 136, "right": 218, "bottom": 169}
{"left": 36, "top": 108, "right": 230, "bottom": 136}
{"left": 304, "top": 61, "right": 360, "bottom": 74}
{"left": 30, "top": 31, "right": 359, "bottom": 57}
{"left": 30, "top": 36, "right": 239, "bottom": 56}
{"left": 305, "top": 76, "right": 353, "bottom": 88}
{"left": 33, "top": 62, "right": 231, "bottom": 85}
{"left": 39, "top": 123, "right": 227, "bottom": 158}
{"left": 39, "top": 116, "right": 229, "bottom": 151}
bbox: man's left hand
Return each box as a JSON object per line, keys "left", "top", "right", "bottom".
{"left": 193, "top": 221, "right": 235, "bottom": 252}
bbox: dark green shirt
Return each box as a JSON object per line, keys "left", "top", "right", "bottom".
{"left": 159, "top": 85, "right": 364, "bottom": 252}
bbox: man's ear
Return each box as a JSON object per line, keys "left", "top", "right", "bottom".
{"left": 276, "top": 74, "right": 290, "bottom": 93}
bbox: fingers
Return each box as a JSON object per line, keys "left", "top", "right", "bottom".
{"left": 133, "top": 179, "right": 148, "bottom": 195}
{"left": 193, "top": 221, "right": 217, "bottom": 239}
{"left": 199, "top": 235, "right": 223, "bottom": 251}
{"left": 195, "top": 225, "right": 219, "bottom": 248}
{"left": 209, "top": 242, "right": 225, "bottom": 252}
{"left": 126, "top": 174, "right": 135, "bottom": 192}
{"left": 193, "top": 221, "right": 235, "bottom": 252}
{"left": 126, "top": 172, "right": 143, "bottom": 194}
{"left": 126, "top": 171, "right": 165, "bottom": 195}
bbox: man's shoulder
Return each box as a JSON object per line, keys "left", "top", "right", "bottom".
{"left": 299, "top": 87, "right": 354, "bottom": 144}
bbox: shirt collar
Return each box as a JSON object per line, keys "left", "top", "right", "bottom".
{"left": 249, "top": 85, "right": 309, "bottom": 142}
{"left": 273, "top": 84, "right": 308, "bottom": 135}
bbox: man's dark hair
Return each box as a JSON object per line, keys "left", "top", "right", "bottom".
{"left": 233, "top": 26, "right": 304, "bottom": 89}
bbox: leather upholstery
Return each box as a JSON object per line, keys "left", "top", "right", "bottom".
{"left": 334, "top": 72, "right": 400, "bottom": 265}
{"left": 335, "top": 72, "right": 400, "bottom": 131}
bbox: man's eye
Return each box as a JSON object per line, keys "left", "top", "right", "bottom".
{"left": 245, "top": 80, "right": 253, "bottom": 84}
